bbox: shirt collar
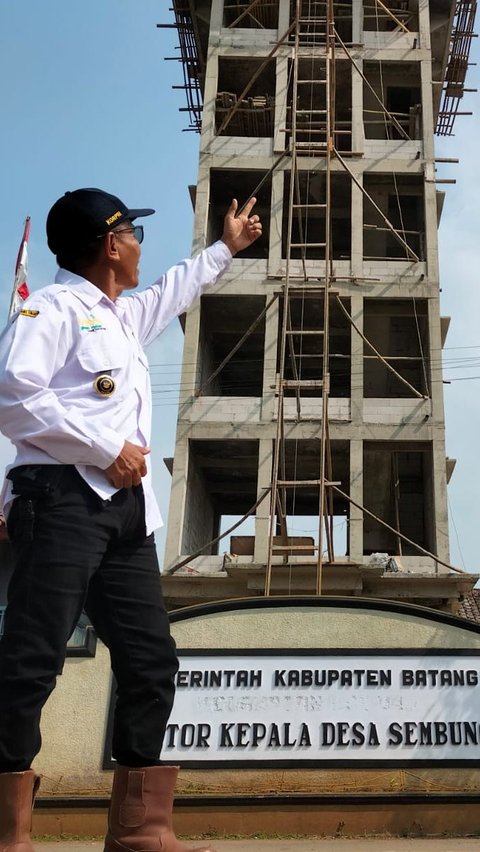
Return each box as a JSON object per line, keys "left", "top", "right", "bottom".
{"left": 55, "top": 268, "right": 113, "bottom": 310}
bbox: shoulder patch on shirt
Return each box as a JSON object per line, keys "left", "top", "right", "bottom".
{"left": 19, "top": 309, "right": 39, "bottom": 318}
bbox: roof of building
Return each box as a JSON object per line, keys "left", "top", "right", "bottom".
{"left": 458, "top": 589, "right": 480, "bottom": 624}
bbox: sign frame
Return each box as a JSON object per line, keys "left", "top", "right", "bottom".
{"left": 103, "top": 645, "right": 480, "bottom": 770}
{"left": 102, "top": 596, "right": 480, "bottom": 770}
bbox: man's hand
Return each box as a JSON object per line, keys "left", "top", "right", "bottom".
{"left": 221, "top": 197, "right": 262, "bottom": 256}
{"left": 105, "top": 441, "right": 150, "bottom": 489}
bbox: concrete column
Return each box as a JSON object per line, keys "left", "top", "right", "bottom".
{"left": 428, "top": 295, "right": 447, "bottom": 424}
{"left": 349, "top": 293, "right": 364, "bottom": 422}
{"left": 182, "top": 456, "right": 217, "bottom": 556}
{"left": 417, "top": 0, "right": 431, "bottom": 50}
{"left": 274, "top": 55, "right": 289, "bottom": 154}
{"left": 254, "top": 438, "right": 274, "bottom": 562}
{"left": 351, "top": 59, "right": 364, "bottom": 156}
{"left": 420, "top": 56, "right": 439, "bottom": 279}
{"left": 192, "top": 159, "right": 211, "bottom": 253}
{"left": 431, "top": 424, "right": 450, "bottom": 564}
{"left": 210, "top": 0, "right": 224, "bottom": 33}
{"left": 428, "top": 297, "right": 449, "bottom": 570}
{"left": 349, "top": 439, "right": 364, "bottom": 560}
{"left": 351, "top": 179, "right": 363, "bottom": 278}
{"left": 163, "top": 438, "right": 190, "bottom": 571}
{"left": 200, "top": 48, "right": 219, "bottom": 146}
{"left": 424, "top": 179, "right": 440, "bottom": 280}
{"left": 179, "top": 303, "right": 202, "bottom": 400}
{"left": 278, "top": 0, "right": 291, "bottom": 35}
{"left": 420, "top": 59, "right": 435, "bottom": 159}
{"left": 262, "top": 295, "right": 280, "bottom": 421}
{"left": 352, "top": 0, "right": 363, "bottom": 44}
{"left": 268, "top": 166, "right": 285, "bottom": 274}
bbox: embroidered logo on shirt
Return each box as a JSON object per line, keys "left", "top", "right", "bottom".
{"left": 79, "top": 316, "right": 106, "bottom": 333}
{"left": 19, "top": 309, "right": 39, "bottom": 318}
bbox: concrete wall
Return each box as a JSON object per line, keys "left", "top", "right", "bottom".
{"left": 34, "top": 600, "right": 480, "bottom": 798}
{"left": 182, "top": 451, "right": 217, "bottom": 555}
{"left": 34, "top": 642, "right": 112, "bottom": 796}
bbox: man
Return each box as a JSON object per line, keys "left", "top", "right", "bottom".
{"left": 0, "top": 187, "right": 261, "bottom": 852}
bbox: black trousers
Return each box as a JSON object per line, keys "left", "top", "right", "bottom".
{"left": 0, "top": 466, "right": 178, "bottom": 772}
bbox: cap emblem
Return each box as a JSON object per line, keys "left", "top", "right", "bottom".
{"left": 106, "top": 210, "right": 122, "bottom": 226}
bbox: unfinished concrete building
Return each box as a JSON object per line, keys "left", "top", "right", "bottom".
{"left": 161, "top": 0, "right": 477, "bottom": 611}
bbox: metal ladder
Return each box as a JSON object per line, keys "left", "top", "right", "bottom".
{"left": 265, "top": 0, "right": 337, "bottom": 597}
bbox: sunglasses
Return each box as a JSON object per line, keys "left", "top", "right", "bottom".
{"left": 98, "top": 224, "right": 144, "bottom": 244}
{"left": 112, "top": 225, "right": 144, "bottom": 244}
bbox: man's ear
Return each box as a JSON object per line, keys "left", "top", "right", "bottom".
{"left": 104, "top": 231, "right": 120, "bottom": 261}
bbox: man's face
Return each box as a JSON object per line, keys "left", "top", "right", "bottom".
{"left": 111, "top": 221, "right": 142, "bottom": 290}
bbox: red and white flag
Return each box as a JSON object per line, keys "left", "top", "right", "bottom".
{"left": 9, "top": 217, "right": 31, "bottom": 318}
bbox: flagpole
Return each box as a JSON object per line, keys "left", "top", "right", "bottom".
{"left": 9, "top": 216, "right": 31, "bottom": 319}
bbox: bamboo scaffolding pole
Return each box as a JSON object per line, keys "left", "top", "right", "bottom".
{"left": 335, "top": 295, "right": 427, "bottom": 398}
{"left": 216, "top": 21, "right": 296, "bottom": 135}
{"left": 195, "top": 293, "right": 279, "bottom": 397}
{"left": 286, "top": 299, "right": 303, "bottom": 420}
{"left": 324, "top": 418, "right": 335, "bottom": 563}
{"left": 334, "top": 29, "right": 411, "bottom": 141}
{"left": 228, "top": 0, "right": 265, "bottom": 29}
{"left": 166, "top": 487, "right": 272, "bottom": 576}
{"left": 237, "top": 151, "right": 290, "bottom": 215}
{"left": 333, "top": 148, "right": 420, "bottom": 261}
{"left": 331, "top": 484, "right": 467, "bottom": 575}
{"left": 373, "top": 0, "right": 410, "bottom": 33}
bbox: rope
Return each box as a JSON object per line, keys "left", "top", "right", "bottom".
{"left": 330, "top": 483, "right": 467, "bottom": 575}
{"left": 412, "top": 296, "right": 430, "bottom": 396}
{"left": 374, "top": 8, "right": 429, "bottom": 391}
{"left": 216, "top": 21, "right": 296, "bottom": 135}
{"left": 195, "top": 293, "right": 279, "bottom": 397}
{"left": 165, "top": 488, "right": 272, "bottom": 576}
{"left": 335, "top": 295, "right": 427, "bottom": 398}
{"left": 334, "top": 28, "right": 411, "bottom": 141}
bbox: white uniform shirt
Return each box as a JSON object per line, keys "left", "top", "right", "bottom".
{"left": 0, "top": 240, "right": 232, "bottom": 535}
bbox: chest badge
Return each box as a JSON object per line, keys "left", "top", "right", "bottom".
{"left": 80, "top": 315, "right": 106, "bottom": 333}
{"left": 94, "top": 374, "right": 116, "bottom": 397}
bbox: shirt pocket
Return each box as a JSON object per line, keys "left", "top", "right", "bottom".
{"left": 77, "top": 336, "right": 129, "bottom": 374}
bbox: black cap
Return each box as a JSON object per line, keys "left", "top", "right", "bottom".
{"left": 46, "top": 187, "right": 155, "bottom": 255}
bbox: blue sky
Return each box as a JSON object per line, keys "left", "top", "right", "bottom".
{"left": 0, "top": 2, "right": 479, "bottom": 573}
{"left": 0, "top": 1, "right": 198, "bottom": 561}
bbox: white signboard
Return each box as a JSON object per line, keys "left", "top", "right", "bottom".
{"left": 160, "top": 652, "right": 480, "bottom": 766}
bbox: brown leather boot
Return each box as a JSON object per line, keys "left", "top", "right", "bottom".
{"left": 104, "top": 765, "right": 215, "bottom": 852}
{"left": 0, "top": 770, "right": 40, "bottom": 852}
